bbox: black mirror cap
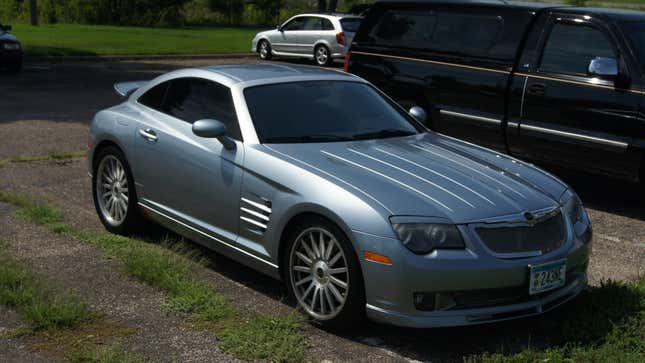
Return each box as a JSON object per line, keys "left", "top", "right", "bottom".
{"left": 192, "top": 119, "right": 235, "bottom": 149}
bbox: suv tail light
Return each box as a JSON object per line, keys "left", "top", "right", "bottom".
{"left": 343, "top": 51, "right": 351, "bottom": 72}
{"left": 336, "top": 32, "right": 346, "bottom": 46}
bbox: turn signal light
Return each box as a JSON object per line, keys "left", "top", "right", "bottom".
{"left": 364, "top": 251, "right": 392, "bottom": 265}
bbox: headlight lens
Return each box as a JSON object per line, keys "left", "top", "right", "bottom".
{"left": 392, "top": 223, "right": 465, "bottom": 254}
{"left": 560, "top": 189, "right": 590, "bottom": 237}
{"left": 3, "top": 42, "right": 20, "bottom": 50}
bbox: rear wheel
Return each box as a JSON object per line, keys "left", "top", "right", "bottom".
{"left": 258, "top": 40, "right": 272, "bottom": 60}
{"left": 284, "top": 216, "right": 364, "bottom": 327}
{"left": 92, "top": 146, "right": 142, "bottom": 235}
{"left": 314, "top": 45, "right": 332, "bottom": 67}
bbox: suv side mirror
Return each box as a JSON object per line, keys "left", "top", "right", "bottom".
{"left": 192, "top": 119, "right": 235, "bottom": 150}
{"left": 277, "top": 25, "right": 283, "bottom": 32}
{"left": 2, "top": 25, "right": 11, "bottom": 31}
{"left": 409, "top": 106, "right": 427, "bottom": 124}
{"left": 588, "top": 57, "right": 618, "bottom": 79}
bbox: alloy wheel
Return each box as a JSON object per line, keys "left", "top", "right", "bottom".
{"left": 96, "top": 155, "right": 129, "bottom": 226}
{"left": 316, "top": 46, "right": 329, "bottom": 66}
{"left": 260, "top": 41, "right": 269, "bottom": 59}
{"left": 289, "top": 227, "right": 349, "bottom": 320}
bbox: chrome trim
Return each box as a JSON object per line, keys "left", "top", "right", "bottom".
{"left": 138, "top": 128, "right": 158, "bottom": 142}
{"left": 241, "top": 197, "right": 272, "bottom": 213}
{"left": 347, "top": 148, "right": 476, "bottom": 208}
{"left": 519, "top": 76, "right": 529, "bottom": 119}
{"left": 520, "top": 124, "right": 628, "bottom": 150}
{"left": 241, "top": 216, "right": 268, "bottom": 229}
{"left": 138, "top": 202, "right": 278, "bottom": 269}
{"left": 373, "top": 147, "right": 496, "bottom": 206}
{"left": 240, "top": 207, "right": 270, "bottom": 221}
{"left": 321, "top": 150, "right": 454, "bottom": 213}
{"left": 439, "top": 110, "right": 502, "bottom": 126}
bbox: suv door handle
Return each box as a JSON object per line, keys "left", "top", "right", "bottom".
{"left": 139, "top": 128, "right": 158, "bottom": 142}
{"left": 527, "top": 83, "right": 546, "bottom": 96}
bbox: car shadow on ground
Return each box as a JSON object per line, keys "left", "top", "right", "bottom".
{"left": 139, "top": 224, "right": 640, "bottom": 362}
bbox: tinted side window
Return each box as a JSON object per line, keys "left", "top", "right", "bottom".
{"left": 322, "top": 18, "right": 335, "bottom": 31}
{"left": 283, "top": 17, "right": 304, "bottom": 31}
{"left": 540, "top": 23, "right": 616, "bottom": 76}
{"left": 302, "top": 17, "right": 323, "bottom": 31}
{"left": 163, "top": 78, "right": 242, "bottom": 140}
{"left": 360, "top": 6, "right": 532, "bottom": 61}
{"left": 138, "top": 82, "right": 169, "bottom": 111}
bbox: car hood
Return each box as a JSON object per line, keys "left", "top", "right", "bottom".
{"left": 264, "top": 133, "right": 567, "bottom": 223}
{"left": 0, "top": 32, "right": 18, "bottom": 42}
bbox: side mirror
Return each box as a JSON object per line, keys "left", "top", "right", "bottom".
{"left": 588, "top": 57, "right": 618, "bottom": 79}
{"left": 276, "top": 25, "right": 283, "bottom": 32}
{"left": 2, "top": 25, "right": 11, "bottom": 31}
{"left": 192, "top": 119, "right": 235, "bottom": 150}
{"left": 409, "top": 106, "right": 427, "bottom": 124}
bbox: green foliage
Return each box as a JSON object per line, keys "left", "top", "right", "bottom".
{"left": 566, "top": 0, "right": 587, "bottom": 6}
{"left": 0, "top": 246, "right": 92, "bottom": 332}
{"left": 67, "top": 343, "right": 152, "bottom": 363}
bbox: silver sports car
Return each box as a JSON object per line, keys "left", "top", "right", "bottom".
{"left": 88, "top": 63, "right": 592, "bottom": 328}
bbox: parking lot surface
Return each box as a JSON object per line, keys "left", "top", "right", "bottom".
{"left": 0, "top": 58, "right": 643, "bottom": 362}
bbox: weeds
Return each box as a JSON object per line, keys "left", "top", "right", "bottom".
{"left": 0, "top": 192, "right": 308, "bottom": 362}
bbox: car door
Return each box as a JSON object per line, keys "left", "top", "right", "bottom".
{"left": 133, "top": 77, "right": 245, "bottom": 243}
{"left": 275, "top": 17, "right": 305, "bottom": 54}
{"left": 515, "top": 13, "right": 641, "bottom": 178}
{"left": 300, "top": 17, "right": 325, "bottom": 55}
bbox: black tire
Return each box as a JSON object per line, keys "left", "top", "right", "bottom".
{"left": 314, "top": 45, "right": 332, "bottom": 67}
{"left": 258, "top": 40, "right": 272, "bottom": 60}
{"left": 92, "top": 145, "right": 143, "bottom": 235}
{"left": 283, "top": 215, "right": 365, "bottom": 328}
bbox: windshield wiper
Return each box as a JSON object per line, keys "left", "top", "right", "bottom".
{"left": 351, "top": 129, "right": 416, "bottom": 140}
{"left": 263, "top": 135, "right": 355, "bottom": 143}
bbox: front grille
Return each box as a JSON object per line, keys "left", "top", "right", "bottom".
{"left": 475, "top": 211, "right": 565, "bottom": 256}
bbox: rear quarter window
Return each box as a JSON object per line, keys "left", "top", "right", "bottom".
{"left": 355, "top": 5, "right": 532, "bottom": 62}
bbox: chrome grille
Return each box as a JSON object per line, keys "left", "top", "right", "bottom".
{"left": 475, "top": 211, "right": 565, "bottom": 257}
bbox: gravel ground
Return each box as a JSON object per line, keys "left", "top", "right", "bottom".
{"left": 0, "top": 58, "right": 644, "bottom": 362}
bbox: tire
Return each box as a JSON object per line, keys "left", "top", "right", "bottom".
{"left": 314, "top": 45, "right": 332, "bottom": 67}
{"left": 284, "top": 216, "right": 365, "bottom": 328}
{"left": 258, "top": 40, "right": 272, "bottom": 61}
{"left": 92, "top": 145, "right": 142, "bottom": 235}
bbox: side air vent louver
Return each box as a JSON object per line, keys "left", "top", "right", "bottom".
{"left": 240, "top": 197, "right": 272, "bottom": 233}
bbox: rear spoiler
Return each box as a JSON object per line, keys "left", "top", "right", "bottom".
{"left": 114, "top": 80, "right": 148, "bottom": 98}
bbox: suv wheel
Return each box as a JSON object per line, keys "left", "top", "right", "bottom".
{"left": 284, "top": 216, "right": 365, "bottom": 327}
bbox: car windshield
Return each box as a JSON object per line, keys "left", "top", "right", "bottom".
{"left": 341, "top": 18, "right": 361, "bottom": 32}
{"left": 244, "top": 81, "right": 423, "bottom": 143}
{"left": 622, "top": 22, "right": 645, "bottom": 73}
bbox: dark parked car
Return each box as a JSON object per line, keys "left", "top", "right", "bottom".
{"left": 346, "top": 0, "right": 645, "bottom": 183}
{"left": 0, "top": 22, "right": 22, "bottom": 73}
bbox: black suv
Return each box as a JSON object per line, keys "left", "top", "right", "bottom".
{"left": 346, "top": 0, "right": 645, "bottom": 183}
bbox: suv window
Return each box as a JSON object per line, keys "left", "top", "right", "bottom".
{"left": 540, "top": 22, "right": 616, "bottom": 76}
{"left": 340, "top": 18, "right": 361, "bottom": 32}
{"left": 138, "top": 82, "right": 169, "bottom": 111}
{"left": 361, "top": 7, "right": 531, "bottom": 61}
{"left": 283, "top": 17, "right": 305, "bottom": 31}
{"left": 322, "top": 18, "right": 335, "bottom": 31}
{"left": 302, "top": 17, "right": 323, "bottom": 31}
{"left": 160, "top": 78, "right": 242, "bottom": 140}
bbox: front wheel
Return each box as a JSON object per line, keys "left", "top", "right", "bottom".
{"left": 258, "top": 40, "right": 272, "bottom": 60}
{"left": 92, "top": 146, "right": 142, "bottom": 235}
{"left": 284, "top": 216, "right": 365, "bottom": 327}
{"left": 314, "top": 45, "right": 332, "bottom": 67}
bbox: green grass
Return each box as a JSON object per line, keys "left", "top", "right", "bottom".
{"left": 67, "top": 343, "right": 152, "bottom": 363}
{"left": 0, "top": 192, "right": 307, "bottom": 362}
{"left": 0, "top": 150, "right": 86, "bottom": 169}
{"left": 9, "top": 24, "right": 259, "bottom": 56}
{"left": 0, "top": 241, "right": 92, "bottom": 332}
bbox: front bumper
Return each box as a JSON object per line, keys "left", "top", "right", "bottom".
{"left": 0, "top": 48, "right": 22, "bottom": 66}
{"left": 353, "top": 219, "right": 592, "bottom": 328}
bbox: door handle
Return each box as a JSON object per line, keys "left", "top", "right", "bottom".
{"left": 527, "top": 83, "right": 546, "bottom": 96}
{"left": 139, "top": 128, "right": 158, "bottom": 142}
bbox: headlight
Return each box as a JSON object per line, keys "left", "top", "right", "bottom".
{"left": 3, "top": 42, "right": 20, "bottom": 50}
{"left": 560, "top": 189, "right": 590, "bottom": 237}
{"left": 392, "top": 223, "right": 465, "bottom": 254}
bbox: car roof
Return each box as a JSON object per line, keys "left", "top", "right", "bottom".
{"left": 200, "top": 63, "right": 360, "bottom": 85}
{"left": 292, "top": 12, "right": 359, "bottom": 19}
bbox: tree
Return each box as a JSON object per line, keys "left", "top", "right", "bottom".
{"left": 250, "top": 0, "right": 284, "bottom": 25}
{"left": 29, "top": 0, "right": 37, "bottom": 25}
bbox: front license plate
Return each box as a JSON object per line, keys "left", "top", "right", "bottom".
{"left": 529, "top": 259, "right": 566, "bottom": 295}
